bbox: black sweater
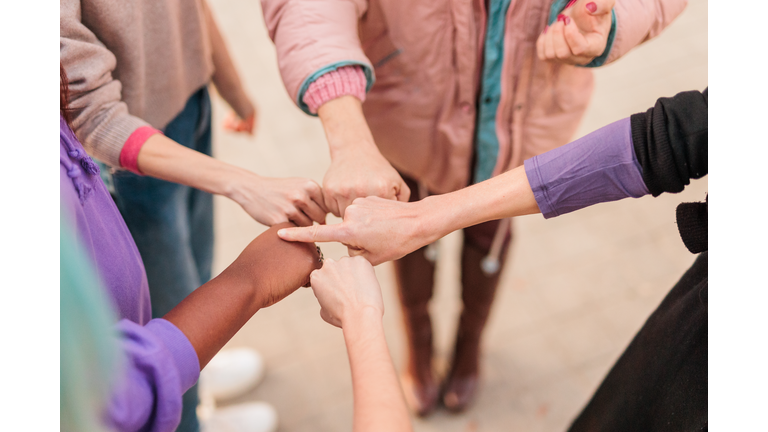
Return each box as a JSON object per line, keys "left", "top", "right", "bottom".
{"left": 631, "top": 88, "right": 708, "bottom": 253}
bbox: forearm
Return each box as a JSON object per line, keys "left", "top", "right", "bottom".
{"left": 163, "top": 271, "right": 259, "bottom": 369}
{"left": 317, "top": 95, "right": 378, "bottom": 157}
{"left": 419, "top": 166, "right": 540, "bottom": 242}
{"left": 136, "top": 133, "right": 258, "bottom": 204}
{"left": 343, "top": 308, "right": 412, "bottom": 432}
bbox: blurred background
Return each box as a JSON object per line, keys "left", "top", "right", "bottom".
{"left": 205, "top": 1, "right": 708, "bottom": 430}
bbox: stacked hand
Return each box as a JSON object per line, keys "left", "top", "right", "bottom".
{"left": 234, "top": 175, "right": 328, "bottom": 227}
{"left": 308, "top": 256, "right": 384, "bottom": 328}
{"left": 536, "top": 0, "right": 615, "bottom": 65}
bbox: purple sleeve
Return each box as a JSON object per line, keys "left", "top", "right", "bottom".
{"left": 106, "top": 319, "right": 200, "bottom": 432}
{"left": 524, "top": 118, "right": 649, "bottom": 219}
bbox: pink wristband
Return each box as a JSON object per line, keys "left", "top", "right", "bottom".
{"left": 303, "top": 66, "right": 367, "bottom": 114}
{"left": 120, "top": 126, "right": 162, "bottom": 175}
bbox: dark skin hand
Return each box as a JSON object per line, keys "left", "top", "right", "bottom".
{"left": 164, "top": 222, "right": 322, "bottom": 368}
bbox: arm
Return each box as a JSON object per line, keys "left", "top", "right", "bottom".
{"left": 261, "top": 0, "right": 410, "bottom": 216}
{"left": 278, "top": 88, "right": 707, "bottom": 264}
{"left": 309, "top": 257, "right": 413, "bottom": 432}
{"left": 203, "top": 0, "right": 257, "bottom": 134}
{"left": 60, "top": 1, "right": 326, "bottom": 227}
{"left": 164, "top": 223, "right": 321, "bottom": 367}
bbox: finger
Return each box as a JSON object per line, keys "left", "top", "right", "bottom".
{"left": 306, "top": 182, "right": 329, "bottom": 215}
{"left": 585, "top": 0, "right": 613, "bottom": 16}
{"left": 551, "top": 18, "right": 573, "bottom": 60}
{"left": 536, "top": 28, "right": 547, "bottom": 60}
{"left": 348, "top": 246, "right": 365, "bottom": 257}
{"left": 278, "top": 224, "right": 348, "bottom": 243}
{"left": 563, "top": 19, "right": 592, "bottom": 57}
{"left": 543, "top": 22, "right": 559, "bottom": 59}
{"left": 337, "top": 196, "right": 354, "bottom": 219}
{"left": 323, "top": 192, "right": 341, "bottom": 218}
{"left": 299, "top": 199, "right": 328, "bottom": 225}
{"left": 396, "top": 179, "right": 411, "bottom": 202}
{"left": 287, "top": 209, "right": 313, "bottom": 227}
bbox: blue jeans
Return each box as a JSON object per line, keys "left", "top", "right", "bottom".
{"left": 111, "top": 87, "right": 213, "bottom": 432}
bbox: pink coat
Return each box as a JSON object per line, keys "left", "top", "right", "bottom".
{"left": 263, "top": 0, "right": 687, "bottom": 194}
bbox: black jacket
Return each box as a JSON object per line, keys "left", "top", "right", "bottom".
{"left": 631, "top": 88, "right": 708, "bottom": 253}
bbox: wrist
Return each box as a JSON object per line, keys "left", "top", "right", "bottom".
{"left": 342, "top": 304, "right": 384, "bottom": 332}
{"left": 222, "top": 168, "right": 263, "bottom": 204}
{"left": 414, "top": 195, "right": 456, "bottom": 244}
{"left": 318, "top": 96, "right": 378, "bottom": 158}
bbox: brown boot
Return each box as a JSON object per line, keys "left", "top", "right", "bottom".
{"left": 442, "top": 221, "right": 511, "bottom": 412}
{"left": 394, "top": 246, "right": 439, "bottom": 417}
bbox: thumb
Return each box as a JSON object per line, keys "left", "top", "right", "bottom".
{"left": 277, "top": 223, "right": 347, "bottom": 243}
{"left": 584, "top": 0, "right": 614, "bottom": 16}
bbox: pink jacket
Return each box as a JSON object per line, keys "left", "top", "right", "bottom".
{"left": 263, "top": 0, "right": 687, "bottom": 194}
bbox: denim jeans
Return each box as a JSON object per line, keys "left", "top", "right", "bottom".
{"left": 111, "top": 86, "right": 213, "bottom": 432}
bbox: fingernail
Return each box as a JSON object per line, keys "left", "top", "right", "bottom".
{"left": 564, "top": 16, "right": 571, "bottom": 25}
{"left": 565, "top": 0, "right": 578, "bottom": 8}
{"left": 557, "top": 14, "right": 566, "bottom": 23}
{"left": 586, "top": 2, "right": 597, "bottom": 13}
{"left": 277, "top": 229, "right": 286, "bottom": 237}
{"left": 543, "top": 25, "right": 548, "bottom": 34}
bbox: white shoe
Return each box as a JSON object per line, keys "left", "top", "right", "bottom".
{"left": 200, "top": 348, "right": 265, "bottom": 401}
{"left": 200, "top": 402, "right": 278, "bottom": 432}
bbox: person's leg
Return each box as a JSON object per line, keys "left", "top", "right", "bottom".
{"left": 568, "top": 252, "right": 708, "bottom": 432}
{"left": 394, "top": 175, "right": 439, "bottom": 417}
{"left": 187, "top": 88, "right": 214, "bottom": 286}
{"left": 441, "top": 219, "right": 512, "bottom": 412}
{"left": 111, "top": 87, "right": 212, "bottom": 432}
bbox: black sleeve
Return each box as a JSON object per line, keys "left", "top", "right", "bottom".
{"left": 630, "top": 88, "right": 708, "bottom": 197}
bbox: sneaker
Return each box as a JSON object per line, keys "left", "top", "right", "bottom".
{"left": 200, "top": 348, "right": 265, "bottom": 401}
{"left": 200, "top": 402, "right": 278, "bottom": 432}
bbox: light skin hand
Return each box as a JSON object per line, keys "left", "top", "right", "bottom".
{"left": 308, "top": 257, "right": 413, "bottom": 432}
{"left": 308, "top": 256, "right": 385, "bottom": 328}
{"left": 317, "top": 95, "right": 410, "bottom": 217}
{"left": 536, "top": 0, "right": 615, "bottom": 65}
{"left": 278, "top": 165, "right": 540, "bottom": 265}
{"left": 137, "top": 134, "right": 327, "bottom": 227}
{"left": 223, "top": 109, "right": 257, "bottom": 135}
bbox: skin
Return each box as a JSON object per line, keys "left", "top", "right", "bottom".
{"left": 278, "top": 164, "right": 539, "bottom": 265}
{"left": 309, "top": 256, "right": 413, "bottom": 432}
{"left": 137, "top": 134, "right": 327, "bottom": 227}
{"left": 164, "top": 222, "right": 322, "bottom": 368}
{"left": 536, "top": 0, "right": 616, "bottom": 66}
{"left": 316, "top": 95, "right": 410, "bottom": 218}
{"left": 223, "top": 110, "right": 257, "bottom": 135}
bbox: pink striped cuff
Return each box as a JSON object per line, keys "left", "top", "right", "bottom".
{"left": 119, "top": 126, "right": 162, "bottom": 175}
{"left": 302, "top": 66, "right": 367, "bottom": 114}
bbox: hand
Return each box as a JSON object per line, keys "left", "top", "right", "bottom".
{"left": 278, "top": 196, "right": 436, "bottom": 266}
{"left": 223, "top": 222, "right": 323, "bottom": 309}
{"left": 309, "top": 256, "right": 384, "bottom": 328}
{"left": 536, "top": 0, "right": 615, "bottom": 66}
{"left": 231, "top": 175, "right": 328, "bottom": 227}
{"left": 317, "top": 95, "right": 410, "bottom": 217}
{"left": 323, "top": 146, "right": 410, "bottom": 217}
{"left": 223, "top": 110, "right": 257, "bottom": 135}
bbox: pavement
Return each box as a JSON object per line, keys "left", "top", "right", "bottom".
{"left": 205, "top": 0, "right": 708, "bottom": 430}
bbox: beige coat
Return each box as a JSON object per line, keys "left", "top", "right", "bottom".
{"left": 263, "top": 0, "right": 687, "bottom": 193}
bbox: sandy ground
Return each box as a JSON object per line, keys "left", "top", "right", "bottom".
{"left": 204, "top": 1, "right": 708, "bottom": 430}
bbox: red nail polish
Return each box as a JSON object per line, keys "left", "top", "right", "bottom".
{"left": 543, "top": 25, "right": 548, "bottom": 34}
{"left": 565, "top": 0, "right": 578, "bottom": 8}
{"left": 586, "top": 2, "right": 597, "bottom": 13}
{"left": 557, "top": 14, "right": 566, "bottom": 23}
{"left": 564, "top": 16, "right": 571, "bottom": 25}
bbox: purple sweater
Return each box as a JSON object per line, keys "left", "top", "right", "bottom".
{"left": 524, "top": 118, "right": 649, "bottom": 218}
{"left": 60, "top": 116, "right": 199, "bottom": 432}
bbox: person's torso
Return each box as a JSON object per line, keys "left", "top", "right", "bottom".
{"left": 60, "top": 116, "right": 152, "bottom": 324}
{"left": 358, "top": 0, "right": 594, "bottom": 193}
{"left": 79, "top": 0, "right": 214, "bottom": 129}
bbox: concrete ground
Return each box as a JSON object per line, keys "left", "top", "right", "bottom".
{"left": 205, "top": 1, "right": 708, "bottom": 430}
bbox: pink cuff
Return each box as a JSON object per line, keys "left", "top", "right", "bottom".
{"left": 119, "top": 126, "right": 162, "bottom": 175}
{"left": 302, "top": 66, "right": 367, "bottom": 114}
